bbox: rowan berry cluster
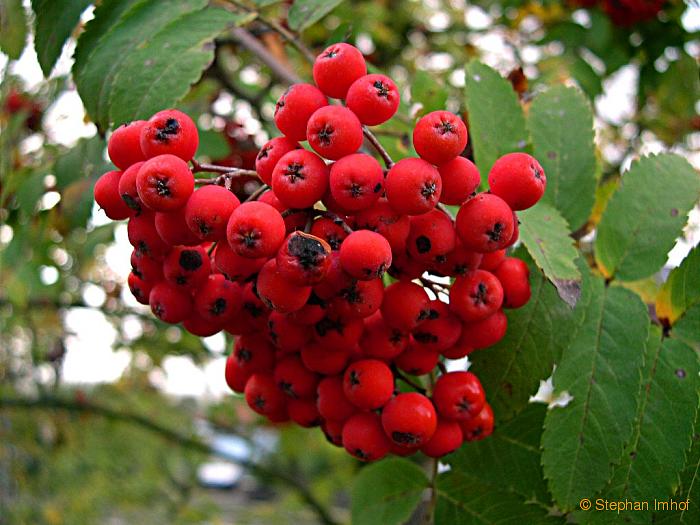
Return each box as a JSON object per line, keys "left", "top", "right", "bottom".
{"left": 94, "top": 42, "right": 547, "bottom": 462}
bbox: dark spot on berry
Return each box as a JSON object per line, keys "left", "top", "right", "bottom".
{"left": 453, "top": 264, "right": 467, "bottom": 275}
{"left": 253, "top": 395, "right": 266, "bottom": 410}
{"left": 241, "top": 231, "right": 260, "bottom": 248}
{"left": 676, "top": 368, "right": 687, "bottom": 379}
{"left": 437, "top": 120, "right": 455, "bottom": 135}
{"left": 373, "top": 80, "right": 389, "bottom": 98}
{"left": 179, "top": 250, "right": 203, "bottom": 271}
{"left": 471, "top": 282, "right": 488, "bottom": 305}
{"left": 392, "top": 431, "right": 421, "bottom": 445}
{"left": 288, "top": 232, "right": 328, "bottom": 270}
{"left": 531, "top": 163, "right": 544, "bottom": 180}
{"left": 155, "top": 118, "right": 180, "bottom": 143}
{"left": 210, "top": 298, "right": 227, "bottom": 316}
{"left": 340, "top": 281, "right": 362, "bottom": 305}
{"left": 435, "top": 254, "right": 447, "bottom": 264}
{"left": 195, "top": 218, "right": 212, "bottom": 237}
{"left": 427, "top": 308, "right": 440, "bottom": 320}
{"left": 136, "top": 240, "right": 150, "bottom": 256}
{"left": 457, "top": 397, "right": 472, "bottom": 413}
{"left": 421, "top": 181, "right": 437, "bottom": 200}
{"left": 176, "top": 276, "right": 188, "bottom": 285}
{"left": 153, "top": 303, "right": 165, "bottom": 318}
{"left": 373, "top": 182, "right": 382, "bottom": 193}
{"left": 284, "top": 162, "right": 305, "bottom": 183}
{"left": 389, "top": 330, "right": 406, "bottom": 345}
{"left": 155, "top": 178, "right": 171, "bottom": 197}
{"left": 317, "top": 124, "right": 334, "bottom": 146}
{"left": 349, "top": 183, "right": 362, "bottom": 198}
{"left": 415, "top": 235, "right": 431, "bottom": 254}
{"left": 486, "top": 222, "right": 504, "bottom": 242}
{"left": 354, "top": 448, "right": 368, "bottom": 460}
{"left": 315, "top": 316, "right": 344, "bottom": 337}
{"left": 130, "top": 285, "right": 145, "bottom": 300}
{"left": 413, "top": 331, "right": 438, "bottom": 344}
{"left": 257, "top": 145, "right": 271, "bottom": 160}
{"left": 348, "top": 370, "right": 361, "bottom": 387}
{"left": 323, "top": 48, "right": 339, "bottom": 58}
{"left": 244, "top": 301, "right": 264, "bottom": 319}
{"left": 236, "top": 348, "right": 251, "bottom": 363}
{"left": 326, "top": 235, "right": 342, "bottom": 250}
{"left": 279, "top": 381, "right": 297, "bottom": 398}
{"left": 417, "top": 308, "right": 432, "bottom": 321}
{"left": 131, "top": 265, "right": 143, "bottom": 279}
{"left": 121, "top": 193, "right": 141, "bottom": 212}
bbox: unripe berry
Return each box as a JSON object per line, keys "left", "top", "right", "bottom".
{"left": 432, "top": 371, "right": 485, "bottom": 420}
{"left": 382, "top": 393, "right": 437, "bottom": 448}
{"left": 313, "top": 43, "right": 367, "bottom": 99}
{"left": 329, "top": 153, "right": 383, "bottom": 212}
{"left": 140, "top": 109, "right": 199, "bottom": 161}
{"left": 455, "top": 193, "right": 514, "bottom": 253}
{"left": 306, "top": 105, "right": 363, "bottom": 160}
{"left": 488, "top": 152, "right": 546, "bottom": 210}
{"left": 339, "top": 230, "right": 392, "bottom": 280}
{"left": 226, "top": 201, "right": 286, "bottom": 258}
{"left": 385, "top": 158, "right": 442, "bottom": 215}
{"left": 271, "top": 149, "right": 329, "bottom": 209}
{"left": 94, "top": 170, "right": 132, "bottom": 220}
{"left": 438, "top": 156, "right": 480, "bottom": 205}
{"left": 108, "top": 120, "right": 147, "bottom": 169}
{"left": 255, "top": 136, "right": 302, "bottom": 185}
{"left": 413, "top": 111, "right": 468, "bottom": 165}
{"left": 274, "top": 83, "right": 327, "bottom": 141}
{"left": 185, "top": 185, "right": 240, "bottom": 241}
{"left": 346, "top": 74, "right": 400, "bottom": 125}
{"left": 136, "top": 154, "right": 194, "bottom": 212}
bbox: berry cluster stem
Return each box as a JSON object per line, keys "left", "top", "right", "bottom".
{"left": 362, "top": 126, "right": 395, "bottom": 168}
{"left": 391, "top": 365, "right": 427, "bottom": 394}
{"left": 191, "top": 159, "right": 259, "bottom": 178}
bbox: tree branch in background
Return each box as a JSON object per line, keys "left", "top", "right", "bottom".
{"left": 230, "top": 26, "right": 302, "bottom": 85}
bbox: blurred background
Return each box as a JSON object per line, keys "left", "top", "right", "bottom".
{"left": 1, "top": 0, "right": 699, "bottom": 523}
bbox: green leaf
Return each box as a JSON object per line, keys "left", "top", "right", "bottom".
{"left": 464, "top": 61, "right": 528, "bottom": 182}
{"left": 15, "top": 171, "right": 47, "bottom": 218}
{"left": 435, "top": 471, "right": 555, "bottom": 525}
{"left": 582, "top": 335, "right": 700, "bottom": 524}
{"left": 528, "top": 85, "right": 597, "bottom": 231}
{"left": 541, "top": 269, "right": 649, "bottom": 511}
{"left": 672, "top": 304, "right": 700, "bottom": 351}
{"left": 469, "top": 265, "right": 573, "bottom": 420}
{"left": 53, "top": 136, "right": 110, "bottom": 191}
{"left": 351, "top": 458, "right": 428, "bottom": 525}
{"left": 74, "top": 0, "right": 207, "bottom": 131}
{"left": 31, "top": 0, "right": 92, "bottom": 77}
{"left": 108, "top": 8, "right": 246, "bottom": 126}
{"left": 412, "top": 70, "right": 448, "bottom": 114}
{"left": 0, "top": 0, "right": 28, "bottom": 59}
{"left": 518, "top": 202, "right": 581, "bottom": 306}
{"left": 287, "top": 0, "right": 344, "bottom": 32}
{"left": 656, "top": 247, "right": 700, "bottom": 325}
{"left": 594, "top": 154, "right": 700, "bottom": 282}
{"left": 446, "top": 404, "right": 550, "bottom": 506}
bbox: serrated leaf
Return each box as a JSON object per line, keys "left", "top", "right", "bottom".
{"left": 469, "top": 265, "right": 573, "bottom": 420}
{"left": 528, "top": 85, "right": 596, "bottom": 231}
{"left": 445, "top": 404, "right": 550, "bottom": 505}
{"left": 351, "top": 458, "right": 428, "bottom": 525}
{"left": 518, "top": 202, "right": 581, "bottom": 306}
{"left": 595, "top": 154, "right": 700, "bottom": 282}
{"left": 74, "top": 0, "right": 207, "bottom": 131}
{"left": 656, "top": 247, "right": 700, "bottom": 325}
{"left": 31, "top": 0, "right": 92, "bottom": 77}
{"left": 464, "top": 61, "right": 528, "bottom": 182}
{"left": 0, "top": 0, "right": 27, "bottom": 59}
{"left": 435, "top": 471, "right": 556, "bottom": 525}
{"left": 287, "top": 0, "right": 344, "bottom": 32}
{"left": 541, "top": 269, "right": 649, "bottom": 511}
{"left": 109, "top": 8, "right": 245, "bottom": 125}
{"left": 412, "top": 70, "right": 448, "bottom": 114}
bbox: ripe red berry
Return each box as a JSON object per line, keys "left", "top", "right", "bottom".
{"left": 413, "top": 111, "right": 468, "bottom": 165}
{"left": 185, "top": 185, "right": 240, "bottom": 241}
{"left": 154, "top": 207, "right": 200, "bottom": 246}
{"left": 127, "top": 272, "right": 152, "bottom": 305}
{"left": 307, "top": 105, "right": 363, "bottom": 160}
{"left": 127, "top": 212, "right": 170, "bottom": 258}
{"left": 317, "top": 375, "right": 357, "bottom": 422}
{"left": 388, "top": 251, "right": 427, "bottom": 282}
{"left": 385, "top": 158, "right": 442, "bottom": 215}
{"left": 245, "top": 373, "right": 286, "bottom": 416}
{"left": 140, "top": 109, "right": 199, "bottom": 161}
{"left": 310, "top": 216, "right": 349, "bottom": 250}
{"left": 460, "top": 403, "right": 494, "bottom": 441}
{"left": 314, "top": 312, "right": 364, "bottom": 350}
{"left": 256, "top": 258, "right": 312, "bottom": 313}
{"left": 136, "top": 154, "right": 194, "bottom": 212}
{"left": 224, "top": 282, "right": 270, "bottom": 335}
{"left": 312, "top": 251, "right": 353, "bottom": 300}
{"left": 274, "top": 83, "right": 327, "bottom": 141}
{"left": 255, "top": 136, "right": 302, "bottom": 185}
{"left": 354, "top": 199, "right": 411, "bottom": 253}
{"left": 213, "top": 242, "right": 266, "bottom": 282}
{"left": 339, "top": 230, "right": 392, "bottom": 280}
{"left": 194, "top": 274, "right": 242, "bottom": 324}
{"left": 287, "top": 398, "right": 322, "bottom": 428}
{"left": 225, "top": 354, "right": 249, "bottom": 393}
{"left": 276, "top": 231, "right": 332, "bottom": 286}
{"left": 421, "top": 419, "right": 463, "bottom": 457}
{"left": 313, "top": 43, "right": 367, "bottom": 99}
{"left": 394, "top": 340, "right": 439, "bottom": 375}
{"left": 412, "top": 300, "right": 462, "bottom": 352}
{"left": 479, "top": 249, "right": 506, "bottom": 271}
{"left": 455, "top": 193, "right": 514, "bottom": 253}
{"left": 488, "top": 152, "right": 546, "bottom": 210}
{"left": 301, "top": 340, "right": 351, "bottom": 375}
{"left": 149, "top": 282, "right": 192, "bottom": 323}
{"left": 406, "top": 209, "right": 456, "bottom": 264}
{"left": 438, "top": 156, "right": 480, "bottom": 205}
{"left": 450, "top": 269, "right": 504, "bottom": 322}
{"left": 321, "top": 419, "right": 345, "bottom": 446}
{"left": 271, "top": 149, "right": 329, "bottom": 209}
{"left": 342, "top": 412, "right": 391, "bottom": 462}
{"left": 343, "top": 359, "right": 394, "bottom": 410}
{"left": 94, "top": 170, "right": 132, "bottom": 220}
{"left": 431, "top": 239, "right": 482, "bottom": 277}
{"left": 493, "top": 257, "right": 531, "bottom": 309}
{"left": 130, "top": 250, "right": 163, "bottom": 283}
{"left": 274, "top": 355, "right": 319, "bottom": 399}
{"left": 382, "top": 393, "right": 437, "bottom": 448}
{"left": 266, "top": 311, "right": 311, "bottom": 352}
{"left": 380, "top": 281, "right": 430, "bottom": 331}
{"left": 330, "top": 278, "right": 384, "bottom": 319}
{"left": 346, "top": 73, "right": 400, "bottom": 125}
{"left": 163, "top": 245, "right": 211, "bottom": 289}
{"left": 231, "top": 334, "right": 276, "bottom": 380}
{"left": 183, "top": 314, "right": 223, "bottom": 337}
{"left": 329, "top": 153, "right": 383, "bottom": 212}
{"left": 460, "top": 309, "right": 507, "bottom": 349}
{"left": 226, "top": 201, "right": 286, "bottom": 258}
{"left": 118, "top": 161, "right": 146, "bottom": 215}
{"left": 360, "top": 313, "right": 409, "bottom": 360}
{"left": 108, "top": 120, "right": 147, "bottom": 169}
{"left": 432, "top": 371, "right": 486, "bottom": 420}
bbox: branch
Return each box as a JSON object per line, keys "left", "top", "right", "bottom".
{"left": 390, "top": 365, "right": 427, "bottom": 395}
{"left": 315, "top": 210, "right": 354, "bottom": 235}
{"left": 244, "top": 183, "right": 270, "bottom": 202}
{"left": 362, "top": 126, "right": 394, "bottom": 168}
{"left": 191, "top": 159, "right": 258, "bottom": 177}
{"left": 0, "top": 395, "right": 339, "bottom": 525}
{"left": 230, "top": 26, "right": 301, "bottom": 85}
{"left": 436, "top": 203, "right": 455, "bottom": 221}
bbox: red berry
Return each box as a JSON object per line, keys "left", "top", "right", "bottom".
{"left": 149, "top": 282, "right": 192, "bottom": 323}
{"left": 155, "top": 207, "right": 200, "bottom": 246}
{"left": 213, "top": 242, "right": 266, "bottom": 282}
{"left": 360, "top": 313, "right": 409, "bottom": 360}
{"left": 183, "top": 314, "right": 223, "bottom": 337}
{"left": 256, "top": 258, "right": 312, "bottom": 313}
{"left": 274, "top": 355, "right": 319, "bottom": 399}
{"left": 108, "top": 120, "right": 147, "bottom": 169}
{"left": 274, "top": 83, "right": 327, "bottom": 141}
{"left": 455, "top": 193, "right": 514, "bottom": 253}
{"left": 343, "top": 359, "right": 394, "bottom": 410}
{"left": 127, "top": 212, "right": 170, "bottom": 258}
{"left": 460, "top": 309, "right": 508, "bottom": 349}
{"left": 329, "top": 153, "right": 383, "bottom": 211}
{"left": 412, "top": 300, "right": 462, "bottom": 352}
{"left": 136, "top": 154, "right": 194, "bottom": 212}
{"left": 388, "top": 251, "right": 427, "bottom": 282}
{"left": 382, "top": 393, "right": 437, "bottom": 448}
{"left": 406, "top": 209, "right": 456, "bottom": 264}
{"left": 479, "top": 249, "right": 506, "bottom": 271}
{"left": 312, "top": 251, "right": 353, "bottom": 300}
{"left": 245, "top": 373, "right": 286, "bottom": 416}
{"left": 314, "top": 313, "right": 364, "bottom": 350}
{"left": 460, "top": 403, "right": 494, "bottom": 441}
{"left": 346, "top": 74, "right": 400, "bottom": 126}
{"left": 301, "top": 340, "right": 351, "bottom": 375}
{"left": 317, "top": 375, "right": 357, "bottom": 422}
{"left": 163, "top": 245, "right": 210, "bottom": 290}
{"left": 194, "top": 274, "right": 242, "bottom": 323}
{"left": 225, "top": 354, "right": 249, "bottom": 393}
{"left": 310, "top": 216, "right": 349, "bottom": 250}
{"left": 342, "top": 412, "right": 391, "bottom": 462}
{"left": 493, "top": 257, "right": 531, "bottom": 309}
{"left": 307, "top": 106, "right": 363, "bottom": 160}
{"left": 321, "top": 419, "right": 345, "bottom": 446}
{"left": 130, "top": 250, "right": 164, "bottom": 282}
{"left": 140, "top": 109, "right": 198, "bottom": 161}
{"left": 488, "top": 152, "right": 546, "bottom": 210}
{"left": 255, "top": 136, "right": 302, "bottom": 185}
{"left": 276, "top": 231, "right": 332, "bottom": 286}
{"left": 421, "top": 419, "right": 463, "bottom": 457}
{"left": 432, "top": 371, "right": 485, "bottom": 420}
{"left": 232, "top": 334, "right": 276, "bottom": 380}
{"left": 431, "top": 239, "right": 482, "bottom": 277}
{"left": 224, "top": 282, "right": 270, "bottom": 335}
{"left": 287, "top": 398, "right": 322, "bottom": 428}
{"left": 354, "top": 199, "right": 411, "bottom": 253}
{"left": 380, "top": 281, "right": 430, "bottom": 331}
{"left": 226, "top": 201, "right": 286, "bottom": 258}
{"left": 330, "top": 278, "right": 384, "bottom": 319}
{"left": 266, "top": 311, "right": 311, "bottom": 352}
{"left": 413, "top": 111, "right": 467, "bottom": 165}
{"left": 94, "top": 170, "right": 132, "bottom": 220}
{"left": 385, "top": 158, "right": 442, "bottom": 215}
{"left": 339, "top": 230, "right": 392, "bottom": 280}
{"left": 118, "top": 161, "right": 146, "bottom": 215}
{"left": 271, "top": 149, "right": 329, "bottom": 209}
{"left": 287, "top": 300, "right": 327, "bottom": 326}
{"left": 313, "top": 43, "right": 367, "bottom": 99}
{"left": 185, "top": 185, "right": 240, "bottom": 241}
{"left": 127, "top": 272, "right": 152, "bottom": 305}
{"left": 438, "top": 156, "right": 480, "bottom": 205}
{"left": 394, "top": 340, "right": 439, "bottom": 376}
{"left": 450, "top": 269, "right": 504, "bottom": 322}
